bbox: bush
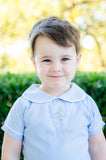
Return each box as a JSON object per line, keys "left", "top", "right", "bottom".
{"left": 0, "top": 72, "right": 106, "bottom": 159}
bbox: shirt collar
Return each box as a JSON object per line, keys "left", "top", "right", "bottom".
{"left": 22, "top": 82, "right": 86, "bottom": 103}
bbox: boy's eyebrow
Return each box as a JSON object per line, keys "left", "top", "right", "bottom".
{"left": 40, "top": 56, "right": 51, "bottom": 59}
{"left": 61, "top": 55, "right": 73, "bottom": 57}
{"left": 60, "top": 55, "right": 73, "bottom": 58}
{"left": 40, "top": 55, "right": 73, "bottom": 60}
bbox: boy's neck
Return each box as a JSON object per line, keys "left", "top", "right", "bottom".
{"left": 39, "top": 84, "right": 71, "bottom": 97}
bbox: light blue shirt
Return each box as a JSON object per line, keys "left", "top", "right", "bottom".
{"left": 2, "top": 83, "right": 105, "bottom": 160}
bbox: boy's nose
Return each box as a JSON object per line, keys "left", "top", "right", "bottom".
{"left": 51, "top": 62, "right": 61, "bottom": 72}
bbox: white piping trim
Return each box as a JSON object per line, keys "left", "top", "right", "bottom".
{"left": 22, "top": 94, "right": 86, "bottom": 103}
{"left": 89, "top": 122, "right": 104, "bottom": 132}
{"left": 62, "top": 94, "right": 86, "bottom": 102}
{"left": 22, "top": 95, "right": 56, "bottom": 103}
{"left": 22, "top": 82, "right": 87, "bottom": 103}
{"left": 5, "top": 123, "right": 23, "bottom": 136}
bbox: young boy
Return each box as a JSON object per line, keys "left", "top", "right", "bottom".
{"left": 1, "top": 16, "right": 106, "bottom": 160}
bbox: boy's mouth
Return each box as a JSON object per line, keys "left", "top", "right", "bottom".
{"left": 49, "top": 75, "right": 64, "bottom": 78}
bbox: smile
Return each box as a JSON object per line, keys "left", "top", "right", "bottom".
{"left": 49, "top": 76, "right": 64, "bottom": 78}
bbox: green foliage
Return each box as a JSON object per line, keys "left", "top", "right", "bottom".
{"left": 0, "top": 72, "right": 106, "bottom": 159}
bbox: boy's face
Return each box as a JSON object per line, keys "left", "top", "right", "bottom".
{"left": 32, "top": 36, "right": 81, "bottom": 96}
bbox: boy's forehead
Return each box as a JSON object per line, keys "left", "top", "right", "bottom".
{"left": 34, "top": 36, "right": 76, "bottom": 54}
{"left": 35, "top": 45, "right": 76, "bottom": 59}
{"left": 35, "top": 35, "right": 74, "bottom": 48}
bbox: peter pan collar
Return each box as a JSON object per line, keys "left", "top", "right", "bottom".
{"left": 22, "top": 82, "right": 86, "bottom": 103}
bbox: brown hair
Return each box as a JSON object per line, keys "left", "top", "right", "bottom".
{"left": 28, "top": 16, "right": 80, "bottom": 58}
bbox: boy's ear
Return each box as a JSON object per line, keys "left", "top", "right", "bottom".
{"left": 30, "top": 57, "right": 37, "bottom": 71}
{"left": 76, "top": 52, "right": 82, "bottom": 69}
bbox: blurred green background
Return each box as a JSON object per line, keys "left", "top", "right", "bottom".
{"left": 0, "top": 0, "right": 106, "bottom": 73}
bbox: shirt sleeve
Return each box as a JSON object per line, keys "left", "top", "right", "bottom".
{"left": 88, "top": 96, "right": 105, "bottom": 136}
{"left": 1, "top": 97, "right": 26, "bottom": 140}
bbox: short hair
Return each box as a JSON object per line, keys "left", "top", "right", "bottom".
{"left": 28, "top": 16, "right": 80, "bottom": 58}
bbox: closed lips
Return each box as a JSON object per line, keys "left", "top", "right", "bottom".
{"left": 49, "top": 76, "right": 64, "bottom": 78}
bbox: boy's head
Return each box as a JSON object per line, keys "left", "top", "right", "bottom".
{"left": 28, "top": 16, "right": 80, "bottom": 58}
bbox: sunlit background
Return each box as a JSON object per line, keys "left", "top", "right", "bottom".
{"left": 0, "top": 0, "right": 106, "bottom": 73}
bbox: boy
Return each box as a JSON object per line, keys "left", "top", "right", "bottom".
{"left": 1, "top": 16, "right": 106, "bottom": 160}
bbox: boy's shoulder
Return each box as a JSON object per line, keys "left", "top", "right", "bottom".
{"left": 11, "top": 84, "right": 41, "bottom": 110}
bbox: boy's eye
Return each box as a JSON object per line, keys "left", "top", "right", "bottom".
{"left": 61, "top": 58, "right": 69, "bottom": 61}
{"left": 42, "top": 59, "right": 51, "bottom": 62}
